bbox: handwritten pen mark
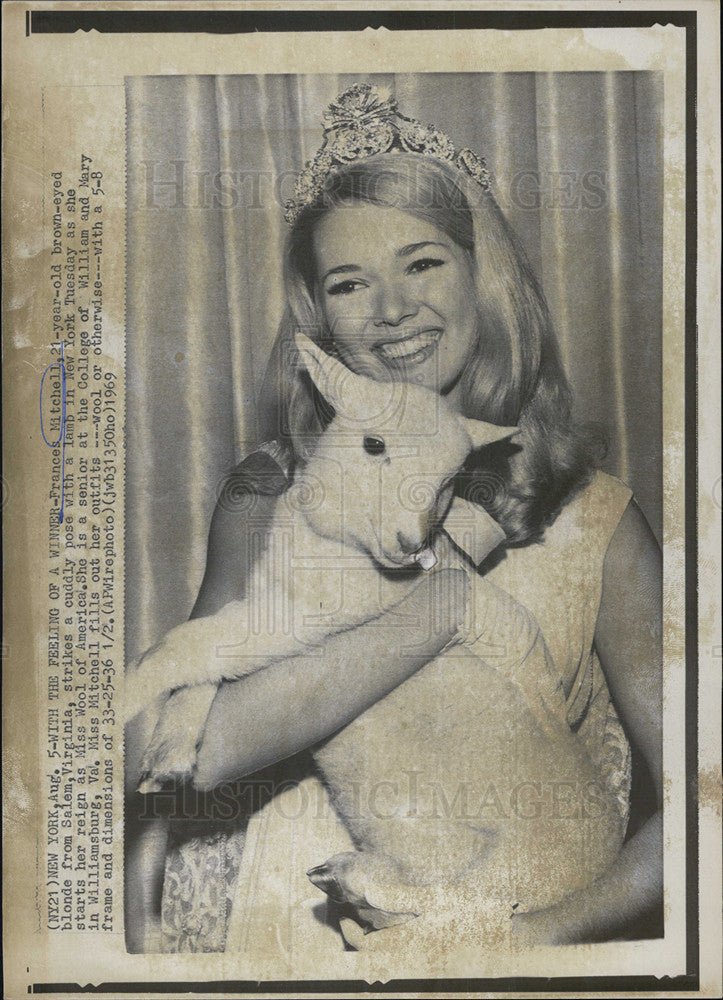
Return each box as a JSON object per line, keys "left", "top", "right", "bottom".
{"left": 39, "top": 340, "right": 67, "bottom": 523}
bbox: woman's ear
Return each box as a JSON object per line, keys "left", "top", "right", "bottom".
{"left": 458, "top": 416, "right": 518, "bottom": 451}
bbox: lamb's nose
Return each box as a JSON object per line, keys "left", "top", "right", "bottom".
{"left": 397, "top": 531, "right": 437, "bottom": 570}
{"left": 397, "top": 531, "right": 422, "bottom": 555}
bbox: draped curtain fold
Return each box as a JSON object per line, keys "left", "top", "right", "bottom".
{"left": 126, "top": 72, "right": 662, "bottom": 662}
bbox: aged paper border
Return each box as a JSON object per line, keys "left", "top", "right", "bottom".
{"left": 2, "top": 2, "right": 720, "bottom": 997}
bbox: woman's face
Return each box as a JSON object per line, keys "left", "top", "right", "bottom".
{"left": 312, "top": 203, "right": 478, "bottom": 402}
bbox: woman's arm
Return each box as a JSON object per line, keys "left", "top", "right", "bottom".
{"left": 512, "top": 498, "right": 663, "bottom": 945}
{"left": 124, "top": 471, "right": 281, "bottom": 951}
{"left": 124, "top": 488, "right": 280, "bottom": 790}
{"left": 193, "top": 566, "right": 470, "bottom": 790}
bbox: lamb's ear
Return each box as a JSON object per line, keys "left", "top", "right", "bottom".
{"left": 294, "top": 333, "right": 379, "bottom": 418}
{"left": 459, "top": 417, "right": 519, "bottom": 451}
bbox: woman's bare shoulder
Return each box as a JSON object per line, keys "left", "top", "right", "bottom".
{"left": 193, "top": 442, "right": 293, "bottom": 616}
{"left": 222, "top": 440, "right": 293, "bottom": 495}
{"left": 603, "top": 495, "right": 661, "bottom": 586}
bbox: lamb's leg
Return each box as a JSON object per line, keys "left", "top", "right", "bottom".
{"left": 123, "top": 597, "right": 317, "bottom": 723}
{"left": 137, "top": 683, "right": 218, "bottom": 792}
{"left": 134, "top": 614, "right": 340, "bottom": 788}
{"left": 123, "top": 617, "right": 222, "bottom": 721}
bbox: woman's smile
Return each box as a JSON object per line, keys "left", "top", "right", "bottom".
{"left": 374, "top": 326, "right": 443, "bottom": 365}
{"left": 313, "top": 204, "right": 478, "bottom": 397}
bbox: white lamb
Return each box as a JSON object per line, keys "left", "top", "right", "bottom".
{"left": 125, "top": 335, "right": 623, "bottom": 947}
{"left": 124, "top": 333, "right": 515, "bottom": 727}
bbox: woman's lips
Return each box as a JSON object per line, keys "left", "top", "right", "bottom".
{"left": 374, "top": 328, "right": 443, "bottom": 366}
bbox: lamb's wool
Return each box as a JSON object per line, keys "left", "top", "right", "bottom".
{"left": 128, "top": 336, "right": 622, "bottom": 935}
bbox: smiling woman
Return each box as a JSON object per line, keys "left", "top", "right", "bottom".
{"left": 125, "top": 78, "right": 663, "bottom": 960}
{"left": 314, "top": 204, "right": 479, "bottom": 398}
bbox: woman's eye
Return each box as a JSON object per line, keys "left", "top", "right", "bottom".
{"left": 326, "top": 279, "right": 364, "bottom": 296}
{"left": 363, "top": 435, "right": 386, "bottom": 456}
{"left": 407, "top": 257, "right": 445, "bottom": 275}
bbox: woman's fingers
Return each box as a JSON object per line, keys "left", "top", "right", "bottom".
{"left": 428, "top": 534, "right": 542, "bottom": 662}
{"left": 461, "top": 575, "right": 542, "bottom": 667}
{"left": 428, "top": 566, "right": 471, "bottom": 634}
{"left": 386, "top": 566, "right": 471, "bottom": 644}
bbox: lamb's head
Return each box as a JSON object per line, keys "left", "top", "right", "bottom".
{"left": 294, "top": 335, "right": 517, "bottom": 570}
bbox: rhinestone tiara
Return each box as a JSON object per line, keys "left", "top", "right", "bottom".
{"left": 283, "top": 83, "right": 493, "bottom": 225}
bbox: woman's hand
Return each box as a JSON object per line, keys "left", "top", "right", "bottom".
{"left": 507, "top": 810, "right": 663, "bottom": 946}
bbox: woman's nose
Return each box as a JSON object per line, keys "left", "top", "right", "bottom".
{"left": 373, "top": 281, "right": 417, "bottom": 328}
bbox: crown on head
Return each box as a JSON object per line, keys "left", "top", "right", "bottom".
{"left": 283, "top": 83, "right": 493, "bottom": 225}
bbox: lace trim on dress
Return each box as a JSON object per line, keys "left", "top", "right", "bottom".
{"left": 161, "top": 820, "right": 248, "bottom": 953}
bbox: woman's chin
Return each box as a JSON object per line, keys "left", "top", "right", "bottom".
{"left": 379, "top": 359, "right": 439, "bottom": 389}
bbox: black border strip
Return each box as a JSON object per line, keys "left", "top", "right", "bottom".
{"left": 28, "top": 8, "right": 695, "bottom": 33}
{"left": 683, "top": 7, "right": 700, "bottom": 984}
{"left": 27, "top": 7, "right": 700, "bottom": 996}
{"left": 26, "top": 974, "right": 698, "bottom": 995}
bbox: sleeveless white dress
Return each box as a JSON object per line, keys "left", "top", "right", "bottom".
{"left": 221, "top": 470, "right": 634, "bottom": 958}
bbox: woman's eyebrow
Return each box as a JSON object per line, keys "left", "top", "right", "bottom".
{"left": 322, "top": 263, "right": 361, "bottom": 282}
{"left": 396, "top": 241, "right": 448, "bottom": 257}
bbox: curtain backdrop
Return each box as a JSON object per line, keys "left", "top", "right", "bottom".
{"left": 126, "top": 72, "right": 663, "bottom": 661}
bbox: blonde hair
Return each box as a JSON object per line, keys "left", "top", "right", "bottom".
{"left": 258, "top": 154, "right": 602, "bottom": 545}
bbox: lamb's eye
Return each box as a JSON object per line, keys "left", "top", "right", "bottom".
{"left": 363, "top": 435, "right": 386, "bottom": 456}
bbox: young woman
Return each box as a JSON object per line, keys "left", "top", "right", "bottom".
{"left": 125, "top": 85, "right": 662, "bottom": 955}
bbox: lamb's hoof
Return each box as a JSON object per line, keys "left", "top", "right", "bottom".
{"left": 138, "top": 743, "right": 197, "bottom": 793}
{"left": 136, "top": 760, "right": 194, "bottom": 793}
{"left": 307, "top": 852, "right": 419, "bottom": 932}
{"left": 137, "top": 774, "right": 166, "bottom": 794}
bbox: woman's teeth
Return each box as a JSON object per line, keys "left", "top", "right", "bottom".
{"left": 376, "top": 329, "right": 441, "bottom": 361}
